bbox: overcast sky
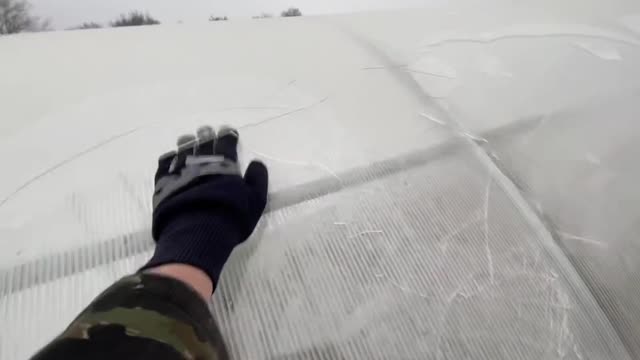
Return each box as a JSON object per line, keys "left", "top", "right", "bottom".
{"left": 30, "top": 0, "right": 437, "bottom": 29}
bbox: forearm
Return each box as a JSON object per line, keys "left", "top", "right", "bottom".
{"left": 31, "top": 273, "right": 228, "bottom": 360}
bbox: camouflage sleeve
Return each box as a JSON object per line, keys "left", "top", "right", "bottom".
{"left": 31, "top": 273, "right": 229, "bottom": 360}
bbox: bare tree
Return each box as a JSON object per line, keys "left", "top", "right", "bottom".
{"left": 208, "top": 15, "right": 228, "bottom": 21}
{"left": 68, "top": 22, "right": 101, "bottom": 30}
{"left": 281, "top": 7, "right": 302, "bottom": 17}
{"left": 0, "top": 0, "right": 49, "bottom": 35}
{"left": 252, "top": 13, "right": 273, "bottom": 19}
{"left": 110, "top": 11, "right": 160, "bottom": 27}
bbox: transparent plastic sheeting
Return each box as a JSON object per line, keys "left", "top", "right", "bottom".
{"left": 1, "top": 2, "right": 640, "bottom": 359}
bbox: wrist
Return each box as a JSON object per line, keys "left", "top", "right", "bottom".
{"left": 146, "top": 264, "right": 213, "bottom": 301}
{"left": 142, "top": 211, "right": 242, "bottom": 290}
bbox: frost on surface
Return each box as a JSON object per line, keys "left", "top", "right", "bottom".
{"left": 1, "top": 2, "right": 640, "bottom": 359}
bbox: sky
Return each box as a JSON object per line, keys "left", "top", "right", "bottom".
{"left": 29, "top": 0, "right": 437, "bottom": 29}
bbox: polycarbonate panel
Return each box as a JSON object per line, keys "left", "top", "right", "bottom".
{"left": 0, "top": 140, "right": 630, "bottom": 359}
{"left": 2, "top": 2, "right": 640, "bottom": 359}
{"left": 212, "top": 142, "right": 627, "bottom": 359}
{"left": 485, "top": 93, "right": 640, "bottom": 357}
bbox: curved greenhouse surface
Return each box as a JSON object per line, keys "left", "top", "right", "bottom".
{"left": 1, "top": 2, "right": 640, "bottom": 358}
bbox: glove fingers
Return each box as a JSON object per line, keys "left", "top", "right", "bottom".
{"left": 155, "top": 151, "right": 176, "bottom": 182}
{"left": 173, "top": 134, "right": 196, "bottom": 173}
{"left": 195, "top": 125, "right": 216, "bottom": 156}
{"left": 177, "top": 134, "right": 197, "bottom": 149}
{"left": 215, "top": 125, "right": 239, "bottom": 162}
{"left": 244, "top": 161, "right": 269, "bottom": 210}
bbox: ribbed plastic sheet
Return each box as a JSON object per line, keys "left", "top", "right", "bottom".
{"left": 486, "top": 94, "right": 640, "bottom": 357}
{"left": 0, "top": 139, "right": 630, "bottom": 359}
{"left": 2, "top": 2, "right": 640, "bottom": 359}
{"left": 213, "top": 142, "right": 627, "bottom": 359}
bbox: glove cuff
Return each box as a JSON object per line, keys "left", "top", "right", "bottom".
{"left": 141, "top": 211, "right": 242, "bottom": 287}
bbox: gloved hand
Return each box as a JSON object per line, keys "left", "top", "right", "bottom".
{"left": 141, "top": 126, "right": 268, "bottom": 288}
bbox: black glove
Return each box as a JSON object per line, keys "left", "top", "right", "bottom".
{"left": 141, "top": 126, "right": 269, "bottom": 288}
